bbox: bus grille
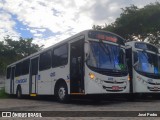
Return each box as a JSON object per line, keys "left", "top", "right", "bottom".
{"left": 104, "top": 81, "right": 124, "bottom": 84}
{"left": 102, "top": 86, "right": 126, "bottom": 92}
{"left": 147, "top": 82, "right": 160, "bottom": 85}
{"left": 147, "top": 86, "right": 160, "bottom": 91}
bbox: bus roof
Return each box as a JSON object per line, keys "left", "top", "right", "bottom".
{"left": 7, "top": 29, "right": 125, "bottom": 67}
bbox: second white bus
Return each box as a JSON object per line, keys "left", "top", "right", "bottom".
{"left": 126, "top": 41, "right": 160, "bottom": 97}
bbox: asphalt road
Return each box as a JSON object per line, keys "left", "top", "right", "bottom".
{"left": 0, "top": 96, "right": 160, "bottom": 120}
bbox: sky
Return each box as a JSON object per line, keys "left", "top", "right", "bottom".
{"left": 0, "top": 0, "right": 159, "bottom": 48}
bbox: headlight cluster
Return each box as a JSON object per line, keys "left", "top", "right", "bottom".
{"left": 89, "top": 73, "right": 95, "bottom": 79}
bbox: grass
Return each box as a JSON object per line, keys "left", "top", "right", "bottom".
{"left": 0, "top": 88, "right": 9, "bottom": 98}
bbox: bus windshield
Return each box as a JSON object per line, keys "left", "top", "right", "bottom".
{"left": 134, "top": 51, "right": 159, "bottom": 74}
{"left": 87, "top": 41, "right": 126, "bottom": 71}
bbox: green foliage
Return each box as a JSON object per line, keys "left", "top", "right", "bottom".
{"left": 0, "top": 36, "right": 43, "bottom": 75}
{"left": 93, "top": 2, "right": 160, "bottom": 46}
{"left": 0, "top": 88, "right": 9, "bottom": 98}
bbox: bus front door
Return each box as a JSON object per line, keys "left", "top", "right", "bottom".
{"left": 10, "top": 66, "right": 15, "bottom": 94}
{"left": 29, "top": 57, "right": 38, "bottom": 95}
{"left": 70, "top": 40, "right": 84, "bottom": 93}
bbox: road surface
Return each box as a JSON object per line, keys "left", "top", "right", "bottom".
{"left": 0, "top": 96, "right": 160, "bottom": 120}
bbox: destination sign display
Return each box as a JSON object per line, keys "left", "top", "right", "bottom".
{"left": 88, "top": 30, "right": 125, "bottom": 45}
{"left": 96, "top": 34, "right": 117, "bottom": 43}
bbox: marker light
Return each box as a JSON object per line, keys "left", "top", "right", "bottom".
{"left": 89, "top": 73, "right": 95, "bottom": 79}
{"left": 128, "top": 76, "right": 130, "bottom": 81}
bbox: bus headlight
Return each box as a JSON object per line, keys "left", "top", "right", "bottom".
{"left": 89, "top": 73, "right": 95, "bottom": 79}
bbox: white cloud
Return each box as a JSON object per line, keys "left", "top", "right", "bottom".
{"left": 37, "top": 29, "right": 46, "bottom": 32}
{"left": 109, "top": 3, "right": 119, "bottom": 12}
{"left": 0, "top": 11, "right": 19, "bottom": 40}
{"left": 30, "top": 29, "right": 37, "bottom": 34}
{"left": 34, "top": 33, "right": 43, "bottom": 37}
{"left": 2, "top": 0, "right": 93, "bottom": 31}
{"left": 0, "top": 0, "right": 158, "bottom": 46}
{"left": 33, "top": 33, "right": 71, "bottom": 48}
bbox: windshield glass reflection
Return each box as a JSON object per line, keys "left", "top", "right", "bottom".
{"left": 134, "top": 51, "right": 159, "bottom": 74}
{"left": 87, "top": 41, "right": 126, "bottom": 71}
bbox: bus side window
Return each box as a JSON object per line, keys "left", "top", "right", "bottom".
{"left": 39, "top": 50, "right": 52, "bottom": 71}
{"left": 52, "top": 44, "right": 68, "bottom": 68}
{"left": 22, "top": 59, "right": 30, "bottom": 75}
{"left": 6, "top": 67, "right": 11, "bottom": 79}
{"left": 31, "top": 59, "right": 38, "bottom": 75}
{"left": 15, "top": 63, "right": 22, "bottom": 77}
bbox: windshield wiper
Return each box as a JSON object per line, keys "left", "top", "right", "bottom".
{"left": 99, "top": 41, "right": 112, "bottom": 63}
{"left": 99, "top": 41, "right": 127, "bottom": 72}
{"left": 141, "top": 51, "right": 158, "bottom": 69}
{"left": 141, "top": 51, "right": 148, "bottom": 60}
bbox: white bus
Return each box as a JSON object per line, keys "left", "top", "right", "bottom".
{"left": 5, "top": 30, "right": 129, "bottom": 102}
{"left": 126, "top": 41, "right": 160, "bottom": 97}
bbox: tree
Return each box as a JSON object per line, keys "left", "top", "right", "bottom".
{"left": 0, "top": 36, "right": 43, "bottom": 75}
{"left": 93, "top": 2, "right": 160, "bottom": 47}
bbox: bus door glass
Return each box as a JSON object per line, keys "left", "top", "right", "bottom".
{"left": 70, "top": 39, "right": 84, "bottom": 93}
{"left": 10, "top": 66, "right": 15, "bottom": 94}
{"left": 30, "top": 57, "right": 39, "bottom": 94}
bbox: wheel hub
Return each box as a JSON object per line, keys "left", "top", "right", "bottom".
{"left": 18, "top": 91, "right": 20, "bottom": 97}
{"left": 17, "top": 89, "right": 21, "bottom": 98}
{"left": 58, "top": 87, "right": 65, "bottom": 100}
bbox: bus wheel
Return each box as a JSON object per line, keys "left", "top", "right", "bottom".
{"left": 16, "top": 86, "right": 22, "bottom": 99}
{"left": 56, "top": 82, "right": 69, "bottom": 103}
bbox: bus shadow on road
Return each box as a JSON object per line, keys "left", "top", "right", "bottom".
{"left": 9, "top": 94, "right": 160, "bottom": 106}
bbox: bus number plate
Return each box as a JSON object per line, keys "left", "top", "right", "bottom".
{"left": 112, "top": 86, "right": 119, "bottom": 90}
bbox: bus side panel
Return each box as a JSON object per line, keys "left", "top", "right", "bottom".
{"left": 22, "top": 75, "right": 30, "bottom": 94}
{"left": 133, "top": 70, "right": 150, "bottom": 93}
{"left": 84, "top": 65, "right": 103, "bottom": 94}
{"left": 38, "top": 69, "right": 52, "bottom": 95}
{"left": 5, "top": 78, "right": 10, "bottom": 94}
{"left": 51, "top": 65, "right": 70, "bottom": 95}
{"left": 14, "top": 75, "right": 29, "bottom": 95}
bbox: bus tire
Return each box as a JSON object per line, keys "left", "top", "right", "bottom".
{"left": 16, "top": 86, "right": 22, "bottom": 99}
{"left": 56, "top": 82, "right": 69, "bottom": 103}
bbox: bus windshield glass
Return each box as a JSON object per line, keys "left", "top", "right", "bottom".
{"left": 134, "top": 51, "right": 159, "bottom": 74}
{"left": 87, "top": 41, "right": 126, "bottom": 71}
